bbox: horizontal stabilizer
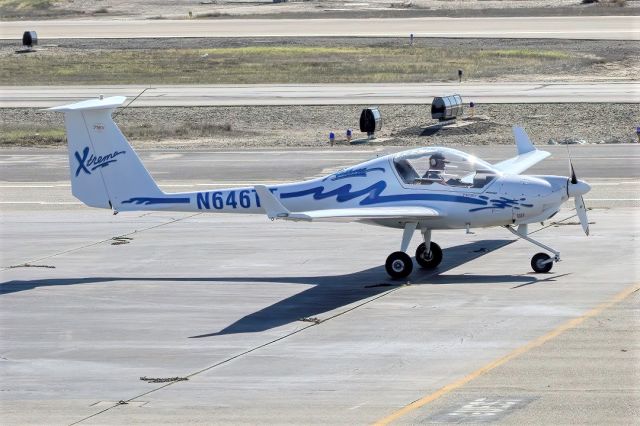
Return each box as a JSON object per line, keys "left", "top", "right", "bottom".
{"left": 255, "top": 185, "right": 290, "bottom": 219}
{"left": 48, "top": 96, "right": 126, "bottom": 112}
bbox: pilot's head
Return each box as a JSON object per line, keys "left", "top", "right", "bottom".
{"left": 429, "top": 153, "right": 446, "bottom": 170}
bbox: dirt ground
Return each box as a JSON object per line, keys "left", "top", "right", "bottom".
{"left": 2, "top": 103, "right": 637, "bottom": 149}
{"left": 1, "top": 0, "right": 637, "bottom": 20}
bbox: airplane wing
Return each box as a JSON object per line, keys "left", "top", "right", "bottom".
{"left": 492, "top": 126, "right": 551, "bottom": 175}
{"left": 254, "top": 186, "right": 440, "bottom": 223}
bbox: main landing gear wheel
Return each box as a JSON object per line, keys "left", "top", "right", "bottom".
{"left": 385, "top": 251, "right": 413, "bottom": 279}
{"left": 416, "top": 242, "right": 443, "bottom": 269}
{"left": 531, "top": 252, "right": 553, "bottom": 273}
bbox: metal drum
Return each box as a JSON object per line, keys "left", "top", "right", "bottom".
{"left": 431, "top": 94, "right": 463, "bottom": 121}
{"left": 359, "top": 107, "right": 382, "bottom": 136}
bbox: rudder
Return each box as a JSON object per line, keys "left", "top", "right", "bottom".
{"left": 51, "top": 96, "right": 164, "bottom": 210}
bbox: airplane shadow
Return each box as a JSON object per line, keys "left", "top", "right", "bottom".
{"left": 2, "top": 238, "right": 569, "bottom": 337}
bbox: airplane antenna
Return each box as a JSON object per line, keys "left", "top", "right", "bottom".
{"left": 112, "top": 87, "right": 152, "bottom": 119}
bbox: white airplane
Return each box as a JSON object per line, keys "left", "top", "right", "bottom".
{"left": 51, "top": 96, "right": 591, "bottom": 278}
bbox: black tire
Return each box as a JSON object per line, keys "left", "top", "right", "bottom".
{"left": 385, "top": 251, "right": 413, "bottom": 279}
{"left": 531, "top": 252, "right": 553, "bottom": 273}
{"left": 415, "top": 242, "right": 443, "bottom": 269}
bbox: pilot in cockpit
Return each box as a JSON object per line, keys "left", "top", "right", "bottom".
{"left": 422, "top": 152, "right": 447, "bottom": 184}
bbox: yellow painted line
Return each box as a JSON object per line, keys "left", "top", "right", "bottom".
{"left": 373, "top": 284, "right": 639, "bottom": 426}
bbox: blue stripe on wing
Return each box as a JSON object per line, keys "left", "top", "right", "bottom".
{"left": 122, "top": 197, "right": 191, "bottom": 205}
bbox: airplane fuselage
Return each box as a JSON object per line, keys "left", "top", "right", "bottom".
{"left": 121, "top": 154, "right": 570, "bottom": 231}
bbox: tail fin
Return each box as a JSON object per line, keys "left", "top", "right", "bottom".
{"left": 50, "top": 96, "right": 164, "bottom": 210}
{"left": 491, "top": 126, "right": 551, "bottom": 175}
{"left": 513, "top": 126, "right": 536, "bottom": 155}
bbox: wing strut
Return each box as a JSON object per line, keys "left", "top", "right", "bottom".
{"left": 401, "top": 223, "right": 418, "bottom": 252}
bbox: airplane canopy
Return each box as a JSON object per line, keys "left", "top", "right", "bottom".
{"left": 393, "top": 147, "right": 498, "bottom": 188}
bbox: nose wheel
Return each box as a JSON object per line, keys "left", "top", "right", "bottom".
{"left": 531, "top": 252, "right": 554, "bottom": 273}
{"left": 506, "top": 225, "right": 560, "bottom": 274}
{"left": 385, "top": 251, "right": 413, "bottom": 279}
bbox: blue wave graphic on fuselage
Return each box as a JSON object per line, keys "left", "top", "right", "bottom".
{"left": 327, "top": 167, "right": 386, "bottom": 181}
{"left": 280, "top": 180, "right": 487, "bottom": 206}
{"left": 469, "top": 197, "right": 533, "bottom": 212}
{"left": 122, "top": 197, "right": 191, "bottom": 205}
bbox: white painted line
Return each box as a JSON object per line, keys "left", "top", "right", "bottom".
{"left": 146, "top": 158, "right": 364, "bottom": 162}
{"left": 581, "top": 177, "right": 640, "bottom": 180}
{"left": 160, "top": 182, "right": 289, "bottom": 187}
{"left": 0, "top": 150, "right": 380, "bottom": 156}
{"left": 0, "top": 185, "right": 60, "bottom": 188}
{"left": 589, "top": 182, "right": 639, "bottom": 186}
{"left": 0, "top": 201, "right": 82, "bottom": 205}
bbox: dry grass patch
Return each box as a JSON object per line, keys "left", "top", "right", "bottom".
{"left": 0, "top": 45, "right": 589, "bottom": 85}
{"left": 0, "top": 127, "right": 66, "bottom": 146}
{"left": 0, "top": 0, "right": 79, "bottom": 18}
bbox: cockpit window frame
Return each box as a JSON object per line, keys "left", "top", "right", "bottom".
{"left": 390, "top": 147, "right": 500, "bottom": 192}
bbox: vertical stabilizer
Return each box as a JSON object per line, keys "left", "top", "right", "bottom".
{"left": 50, "top": 96, "right": 163, "bottom": 210}
{"left": 513, "top": 126, "right": 536, "bottom": 155}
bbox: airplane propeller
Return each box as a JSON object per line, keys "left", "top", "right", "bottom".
{"left": 566, "top": 153, "right": 590, "bottom": 236}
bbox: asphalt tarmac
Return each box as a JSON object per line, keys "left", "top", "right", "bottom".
{"left": 2, "top": 16, "right": 638, "bottom": 40}
{"left": 1, "top": 145, "right": 638, "bottom": 425}
{"left": 3, "top": 82, "right": 639, "bottom": 108}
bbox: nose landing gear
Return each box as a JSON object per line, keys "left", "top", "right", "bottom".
{"left": 506, "top": 225, "right": 560, "bottom": 273}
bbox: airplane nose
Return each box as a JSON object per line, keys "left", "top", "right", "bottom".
{"left": 568, "top": 179, "right": 591, "bottom": 197}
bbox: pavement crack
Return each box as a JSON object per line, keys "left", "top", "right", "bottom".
{"left": 111, "top": 236, "right": 133, "bottom": 246}
{"left": 140, "top": 376, "right": 188, "bottom": 384}
{"left": 1, "top": 213, "right": 202, "bottom": 271}
{"left": 68, "top": 285, "right": 403, "bottom": 425}
{"left": 364, "top": 282, "right": 396, "bottom": 288}
{"left": 67, "top": 211, "right": 584, "bottom": 426}
{"left": 299, "top": 316, "right": 322, "bottom": 324}
{"left": 7, "top": 263, "right": 55, "bottom": 269}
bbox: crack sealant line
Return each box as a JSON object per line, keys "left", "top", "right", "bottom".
{"left": 1, "top": 213, "right": 202, "bottom": 271}
{"left": 5, "top": 209, "right": 579, "bottom": 271}
{"left": 530, "top": 210, "right": 578, "bottom": 235}
{"left": 66, "top": 210, "right": 556, "bottom": 425}
{"left": 68, "top": 285, "right": 403, "bottom": 426}
{"left": 69, "top": 213, "right": 576, "bottom": 426}
{"left": 72, "top": 211, "right": 581, "bottom": 425}
{"left": 68, "top": 211, "right": 583, "bottom": 424}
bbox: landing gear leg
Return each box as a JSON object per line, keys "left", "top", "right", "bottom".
{"left": 506, "top": 225, "right": 560, "bottom": 273}
{"left": 385, "top": 223, "right": 416, "bottom": 279}
{"left": 415, "top": 228, "right": 442, "bottom": 269}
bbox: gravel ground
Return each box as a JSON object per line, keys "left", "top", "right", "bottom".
{"left": 2, "top": 103, "right": 638, "bottom": 149}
